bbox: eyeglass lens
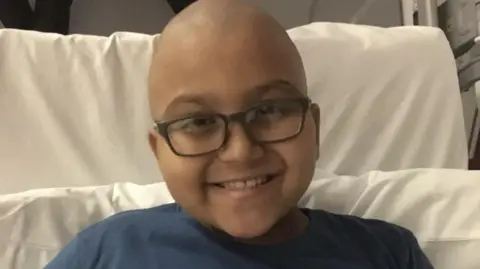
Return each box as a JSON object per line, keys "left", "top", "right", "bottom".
{"left": 166, "top": 99, "right": 306, "bottom": 155}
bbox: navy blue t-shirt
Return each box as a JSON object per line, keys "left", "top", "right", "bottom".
{"left": 45, "top": 203, "right": 433, "bottom": 269}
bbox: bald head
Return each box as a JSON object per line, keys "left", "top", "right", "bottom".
{"left": 153, "top": 0, "right": 296, "bottom": 57}
{"left": 166, "top": 0, "right": 287, "bottom": 39}
{"left": 148, "top": 1, "right": 320, "bottom": 242}
{"left": 149, "top": 0, "right": 307, "bottom": 118}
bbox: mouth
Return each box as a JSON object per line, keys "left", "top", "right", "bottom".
{"left": 211, "top": 174, "right": 277, "bottom": 191}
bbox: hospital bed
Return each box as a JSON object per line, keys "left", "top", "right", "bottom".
{"left": 0, "top": 0, "right": 480, "bottom": 268}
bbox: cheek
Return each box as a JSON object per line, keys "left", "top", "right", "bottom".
{"left": 155, "top": 142, "right": 210, "bottom": 206}
{"left": 278, "top": 120, "right": 317, "bottom": 191}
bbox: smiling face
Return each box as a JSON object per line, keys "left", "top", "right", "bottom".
{"left": 148, "top": 0, "right": 320, "bottom": 241}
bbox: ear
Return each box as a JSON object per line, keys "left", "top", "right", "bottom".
{"left": 310, "top": 104, "right": 321, "bottom": 160}
{"left": 148, "top": 129, "right": 160, "bottom": 159}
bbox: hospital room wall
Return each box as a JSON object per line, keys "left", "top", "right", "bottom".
{"left": 0, "top": 0, "right": 175, "bottom": 35}
{"left": 3, "top": 1, "right": 476, "bottom": 163}
{"left": 243, "top": 0, "right": 404, "bottom": 29}
{"left": 0, "top": 0, "right": 405, "bottom": 34}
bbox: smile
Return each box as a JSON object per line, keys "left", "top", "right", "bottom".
{"left": 212, "top": 175, "right": 276, "bottom": 190}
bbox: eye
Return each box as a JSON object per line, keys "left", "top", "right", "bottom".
{"left": 169, "top": 115, "right": 221, "bottom": 135}
{"left": 260, "top": 103, "right": 282, "bottom": 114}
{"left": 247, "top": 101, "right": 299, "bottom": 122}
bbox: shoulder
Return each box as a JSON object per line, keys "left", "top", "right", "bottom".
{"left": 100, "top": 203, "right": 183, "bottom": 225}
{"left": 308, "top": 209, "right": 414, "bottom": 241}
{"left": 45, "top": 203, "right": 186, "bottom": 269}
{"left": 80, "top": 203, "right": 184, "bottom": 235}
{"left": 80, "top": 203, "right": 187, "bottom": 240}
{"left": 306, "top": 209, "right": 432, "bottom": 268}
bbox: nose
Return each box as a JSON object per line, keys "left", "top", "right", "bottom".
{"left": 217, "top": 122, "right": 264, "bottom": 162}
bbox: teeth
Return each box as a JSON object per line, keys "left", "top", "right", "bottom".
{"left": 220, "top": 177, "right": 268, "bottom": 190}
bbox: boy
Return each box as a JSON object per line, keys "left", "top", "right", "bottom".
{"left": 45, "top": 0, "right": 434, "bottom": 268}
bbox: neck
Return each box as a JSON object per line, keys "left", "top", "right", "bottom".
{"left": 235, "top": 208, "right": 309, "bottom": 245}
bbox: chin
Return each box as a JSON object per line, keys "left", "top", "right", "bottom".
{"left": 218, "top": 216, "right": 277, "bottom": 240}
{"left": 225, "top": 226, "right": 270, "bottom": 239}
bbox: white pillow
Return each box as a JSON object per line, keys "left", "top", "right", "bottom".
{"left": 1, "top": 169, "right": 479, "bottom": 269}
{"left": 0, "top": 31, "right": 162, "bottom": 194}
{"left": 301, "top": 169, "right": 480, "bottom": 269}
{"left": 289, "top": 23, "right": 466, "bottom": 175}
{"left": 0, "top": 23, "right": 467, "bottom": 194}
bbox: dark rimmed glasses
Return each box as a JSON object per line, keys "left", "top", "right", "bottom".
{"left": 153, "top": 98, "right": 312, "bottom": 157}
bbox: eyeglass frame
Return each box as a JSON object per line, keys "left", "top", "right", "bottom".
{"left": 153, "top": 97, "right": 313, "bottom": 157}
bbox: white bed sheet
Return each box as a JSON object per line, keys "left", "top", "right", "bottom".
{"left": 290, "top": 23, "right": 467, "bottom": 175}
{"left": 0, "top": 168, "right": 479, "bottom": 269}
{"left": 0, "top": 23, "right": 467, "bottom": 194}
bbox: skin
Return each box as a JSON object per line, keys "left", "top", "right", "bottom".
{"left": 148, "top": 0, "right": 320, "bottom": 245}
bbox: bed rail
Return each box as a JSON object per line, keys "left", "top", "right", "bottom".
{"left": 416, "top": 0, "right": 439, "bottom": 26}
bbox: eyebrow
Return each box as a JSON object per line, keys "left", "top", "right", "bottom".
{"left": 161, "top": 79, "right": 301, "bottom": 118}
{"left": 253, "top": 79, "right": 301, "bottom": 98}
